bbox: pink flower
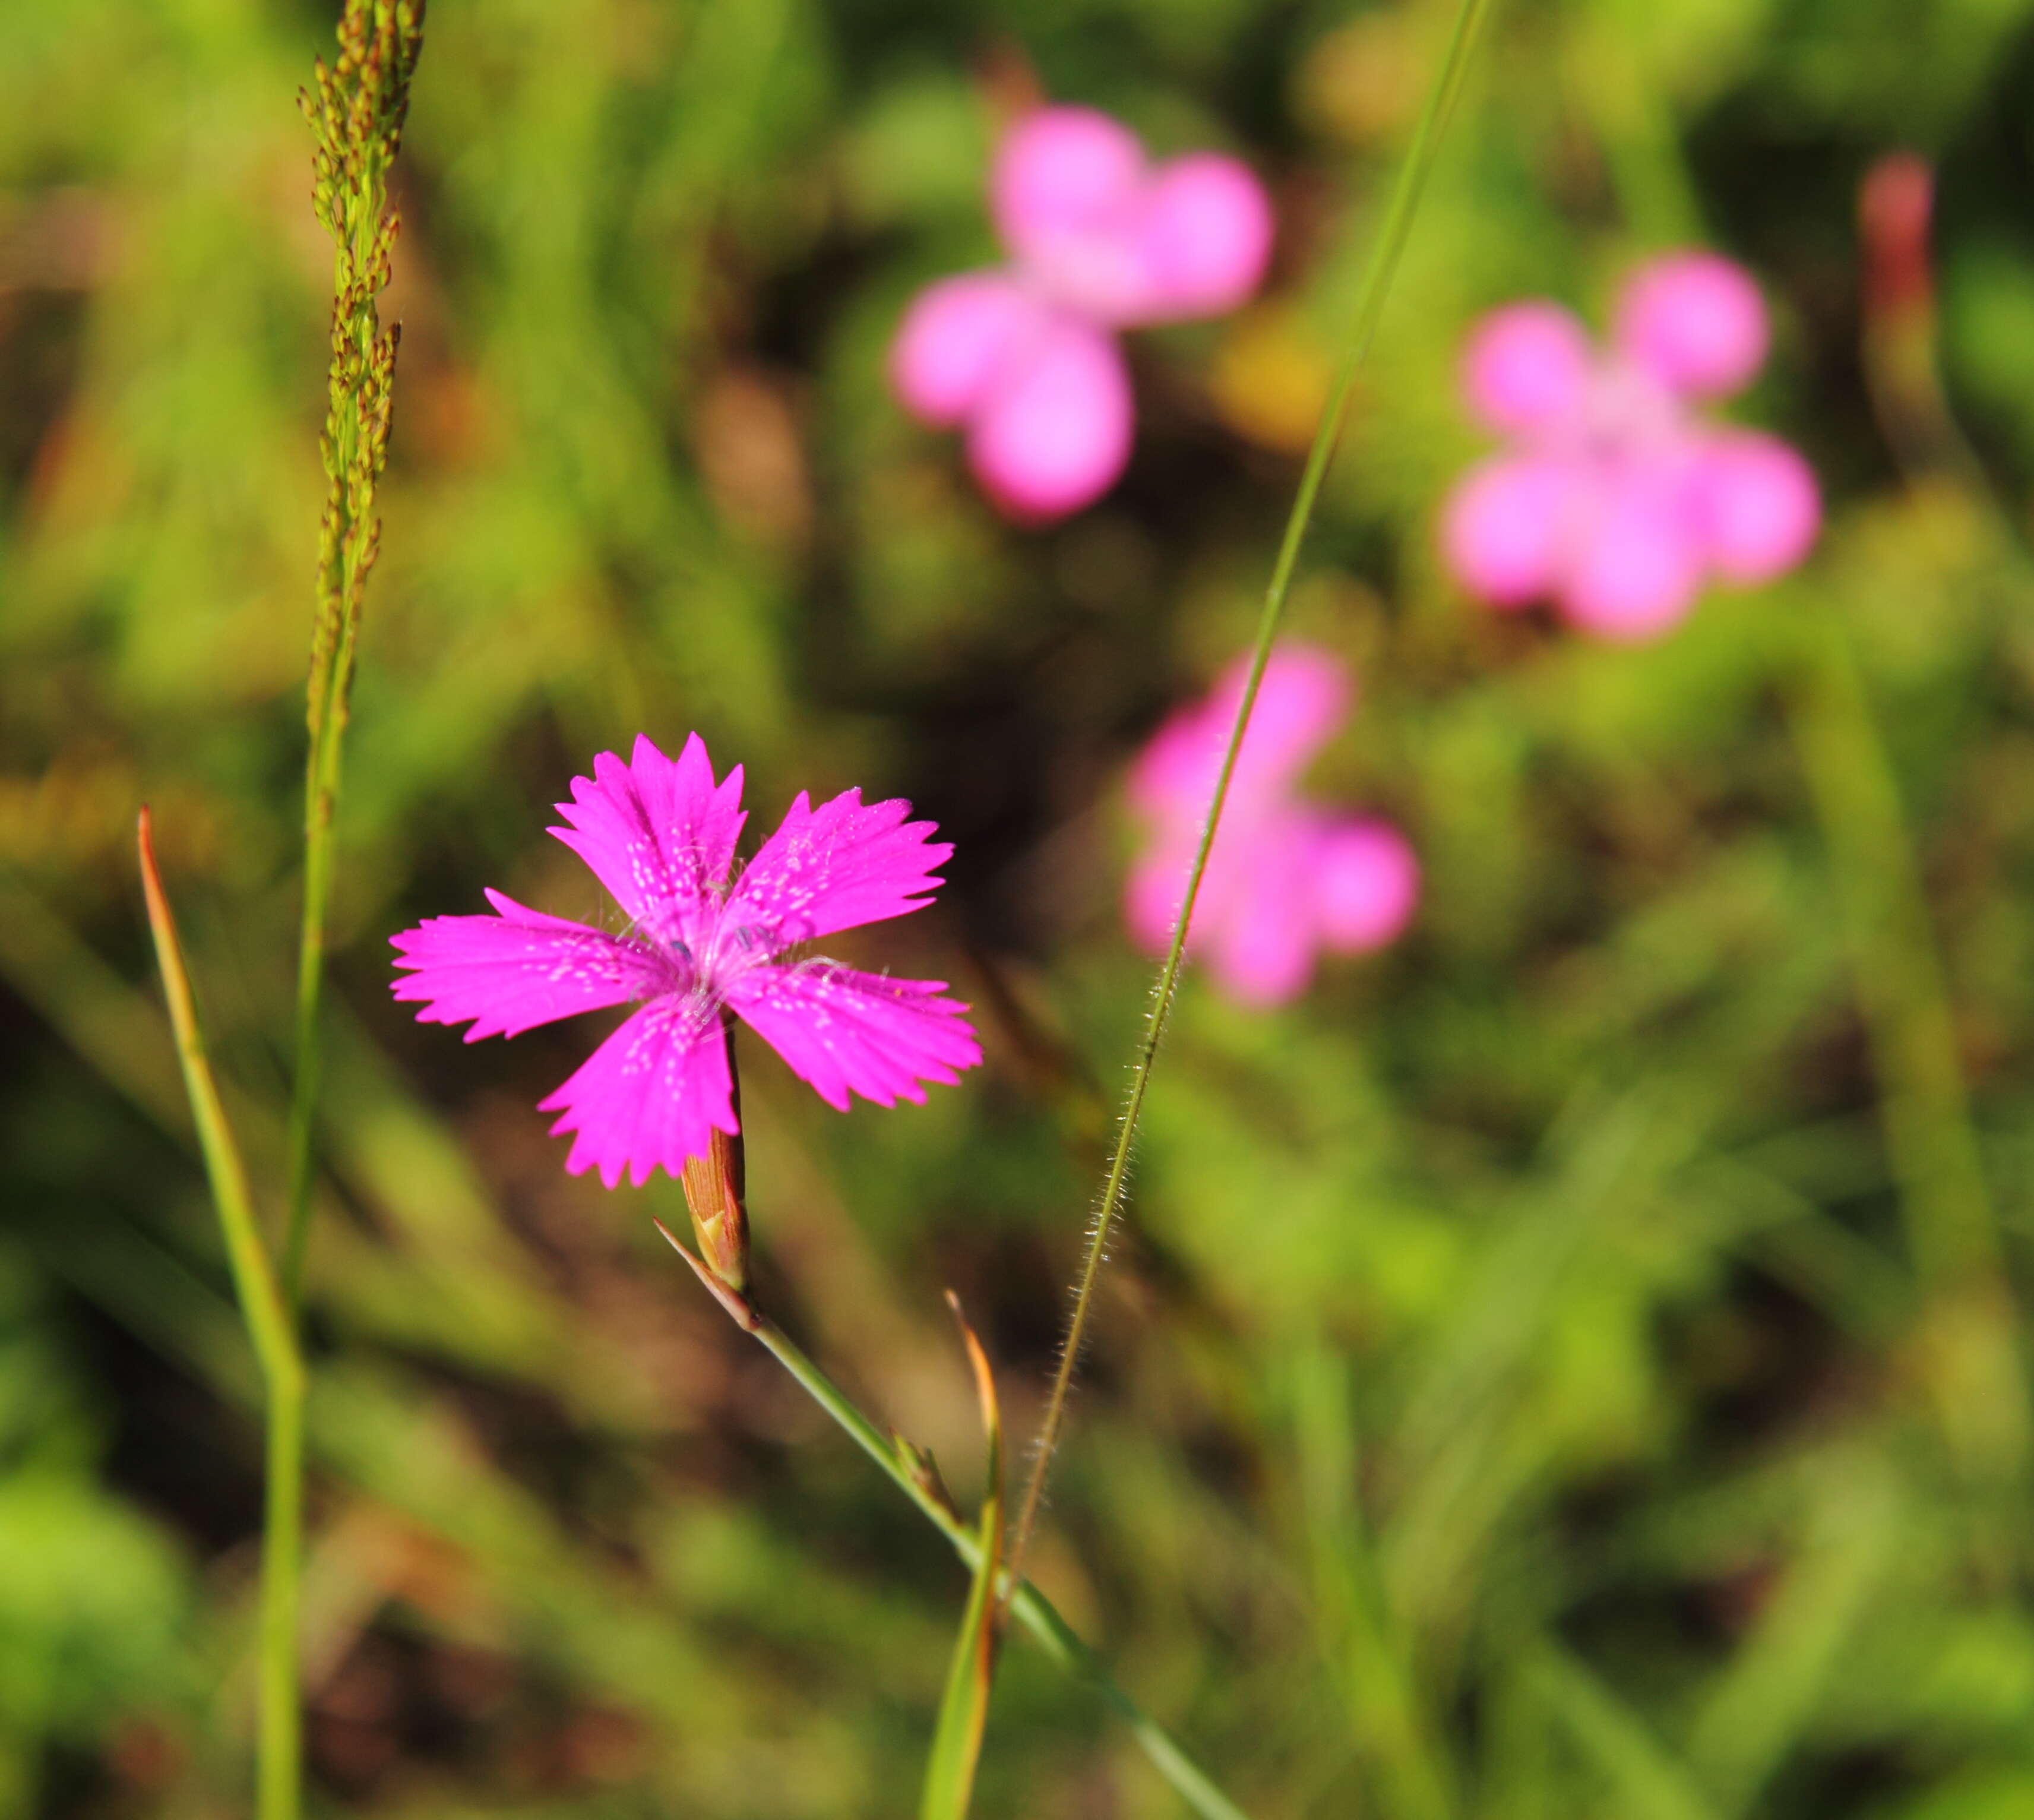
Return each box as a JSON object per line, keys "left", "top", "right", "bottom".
{"left": 1125, "top": 643, "right": 1418, "bottom": 1006}
{"left": 892, "top": 105, "right": 1273, "bottom": 520}
{"left": 391, "top": 735, "right": 983, "bottom": 1188}
{"left": 1442, "top": 252, "right": 1821, "bottom": 641}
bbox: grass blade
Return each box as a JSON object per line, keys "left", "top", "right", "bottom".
{"left": 1527, "top": 1642, "right": 1722, "bottom": 1820}
{"left": 138, "top": 810, "right": 307, "bottom": 1820}
{"left": 137, "top": 810, "right": 300, "bottom": 1398}
{"left": 919, "top": 1294, "right": 1007, "bottom": 1820}
{"left": 1785, "top": 602, "right": 2030, "bottom": 1481}
{"left": 1684, "top": 1457, "right": 1896, "bottom": 1815}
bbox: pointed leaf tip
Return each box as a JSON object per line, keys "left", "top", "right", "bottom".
{"left": 652, "top": 1217, "right": 761, "bottom": 1331}
{"left": 944, "top": 1289, "right": 1002, "bottom": 1461}
{"left": 135, "top": 804, "right": 299, "bottom": 1396}
{"left": 919, "top": 1293, "right": 1007, "bottom": 1820}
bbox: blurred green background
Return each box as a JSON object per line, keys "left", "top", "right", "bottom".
{"left": 8, "top": 0, "right": 2034, "bottom": 1813}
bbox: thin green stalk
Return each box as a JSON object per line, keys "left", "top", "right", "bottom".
{"left": 140, "top": 811, "right": 308, "bottom": 1820}
{"left": 1785, "top": 603, "right": 2029, "bottom": 1478}
{"left": 284, "top": 0, "right": 425, "bottom": 1305}
{"left": 655, "top": 1225, "right": 1250, "bottom": 1820}
{"left": 259, "top": 1385, "right": 308, "bottom": 1820}
{"left": 1004, "top": 0, "right": 1498, "bottom": 1594}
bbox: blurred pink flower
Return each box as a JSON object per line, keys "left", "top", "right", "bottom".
{"left": 892, "top": 105, "right": 1273, "bottom": 520}
{"left": 391, "top": 734, "right": 981, "bottom": 1188}
{"left": 1125, "top": 643, "right": 1418, "bottom": 1006}
{"left": 1442, "top": 252, "right": 1821, "bottom": 641}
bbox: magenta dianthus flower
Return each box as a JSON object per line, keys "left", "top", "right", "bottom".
{"left": 891, "top": 104, "right": 1273, "bottom": 522}
{"left": 1125, "top": 643, "right": 1418, "bottom": 1006}
{"left": 391, "top": 735, "right": 982, "bottom": 1187}
{"left": 1442, "top": 251, "right": 1821, "bottom": 642}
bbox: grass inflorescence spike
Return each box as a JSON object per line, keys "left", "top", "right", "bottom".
{"left": 286, "top": 0, "right": 426, "bottom": 1306}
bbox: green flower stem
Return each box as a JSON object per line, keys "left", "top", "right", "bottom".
{"left": 1004, "top": 0, "right": 1498, "bottom": 1594}
{"left": 655, "top": 1226, "right": 1250, "bottom": 1820}
{"left": 140, "top": 811, "right": 308, "bottom": 1820}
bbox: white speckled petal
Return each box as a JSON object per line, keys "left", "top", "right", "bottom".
{"left": 727, "top": 960, "right": 981, "bottom": 1112}
{"left": 549, "top": 732, "right": 746, "bottom": 945}
{"left": 391, "top": 890, "right": 671, "bottom": 1041}
{"left": 722, "top": 788, "right": 951, "bottom": 955}
{"left": 537, "top": 994, "right": 736, "bottom": 1188}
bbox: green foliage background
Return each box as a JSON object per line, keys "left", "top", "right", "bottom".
{"left": 7, "top": 0, "right": 2034, "bottom": 1813}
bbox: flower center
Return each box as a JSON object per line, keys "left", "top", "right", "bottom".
{"left": 1570, "top": 359, "right": 1683, "bottom": 465}
{"left": 664, "top": 892, "right": 784, "bottom": 1006}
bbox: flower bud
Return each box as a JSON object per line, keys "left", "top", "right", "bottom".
{"left": 681, "top": 1020, "right": 749, "bottom": 1291}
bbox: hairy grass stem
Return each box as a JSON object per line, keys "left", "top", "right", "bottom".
{"left": 1003, "top": 0, "right": 1498, "bottom": 1598}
